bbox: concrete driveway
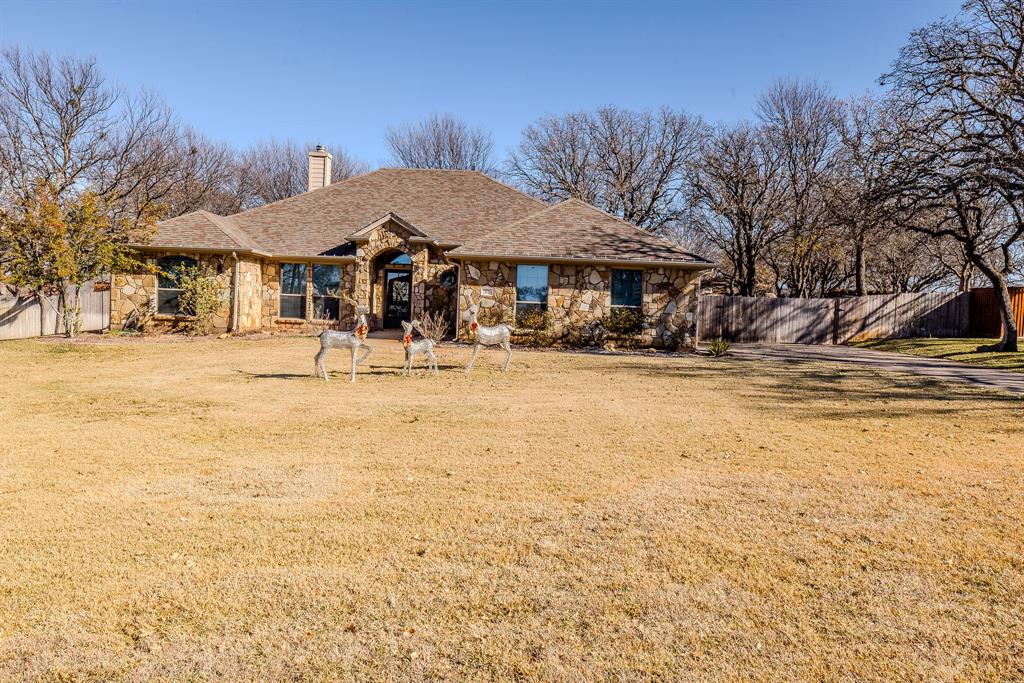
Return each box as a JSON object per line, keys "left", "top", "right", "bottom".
{"left": 725, "top": 343, "right": 1024, "bottom": 395}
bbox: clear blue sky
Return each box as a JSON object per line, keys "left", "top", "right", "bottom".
{"left": 3, "top": 0, "right": 961, "bottom": 166}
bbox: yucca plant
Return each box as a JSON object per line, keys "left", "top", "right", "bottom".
{"left": 707, "top": 338, "right": 731, "bottom": 357}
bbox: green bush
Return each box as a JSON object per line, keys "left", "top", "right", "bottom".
{"left": 707, "top": 338, "right": 731, "bottom": 357}
{"left": 174, "top": 264, "right": 222, "bottom": 336}
{"left": 604, "top": 307, "right": 644, "bottom": 336}
{"left": 514, "top": 307, "right": 553, "bottom": 346}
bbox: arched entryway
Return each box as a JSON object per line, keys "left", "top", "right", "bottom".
{"left": 371, "top": 250, "right": 413, "bottom": 329}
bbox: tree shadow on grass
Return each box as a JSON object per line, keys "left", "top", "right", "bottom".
{"left": 605, "top": 355, "right": 1024, "bottom": 423}
{"left": 236, "top": 364, "right": 463, "bottom": 381}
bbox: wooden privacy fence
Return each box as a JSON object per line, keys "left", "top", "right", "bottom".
{"left": 698, "top": 292, "right": 970, "bottom": 344}
{"left": 969, "top": 287, "right": 1024, "bottom": 337}
{"left": 0, "top": 281, "right": 110, "bottom": 341}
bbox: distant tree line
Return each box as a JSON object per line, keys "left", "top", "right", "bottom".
{"left": 1, "top": 0, "right": 1020, "bottom": 348}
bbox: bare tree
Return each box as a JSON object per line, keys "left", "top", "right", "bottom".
{"left": 239, "top": 138, "right": 368, "bottom": 208}
{"left": 112, "top": 126, "right": 243, "bottom": 219}
{"left": 385, "top": 113, "right": 494, "bottom": 172}
{"left": 866, "top": 227, "right": 955, "bottom": 293}
{"left": 0, "top": 48, "right": 175, "bottom": 216}
{"left": 505, "top": 112, "right": 601, "bottom": 206}
{"left": 687, "top": 122, "right": 785, "bottom": 295}
{"left": 830, "top": 93, "right": 903, "bottom": 295}
{"left": 507, "top": 106, "right": 707, "bottom": 232}
{"left": 881, "top": 0, "right": 1023, "bottom": 350}
{"left": 757, "top": 79, "right": 844, "bottom": 297}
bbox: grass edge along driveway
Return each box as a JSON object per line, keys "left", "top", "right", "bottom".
{"left": 851, "top": 337, "right": 1024, "bottom": 373}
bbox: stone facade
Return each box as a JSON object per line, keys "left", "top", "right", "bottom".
{"left": 112, "top": 222, "right": 700, "bottom": 347}
{"left": 642, "top": 267, "right": 700, "bottom": 348}
{"left": 351, "top": 219, "right": 456, "bottom": 330}
{"left": 235, "top": 257, "right": 263, "bottom": 331}
{"left": 457, "top": 260, "right": 516, "bottom": 326}
{"left": 111, "top": 253, "right": 233, "bottom": 333}
{"left": 458, "top": 259, "right": 700, "bottom": 348}
{"left": 260, "top": 260, "right": 359, "bottom": 333}
{"left": 110, "top": 270, "right": 158, "bottom": 331}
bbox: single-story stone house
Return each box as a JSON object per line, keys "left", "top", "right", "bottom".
{"left": 113, "top": 148, "right": 713, "bottom": 347}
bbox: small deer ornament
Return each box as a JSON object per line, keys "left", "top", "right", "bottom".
{"left": 401, "top": 320, "right": 439, "bottom": 377}
{"left": 314, "top": 303, "right": 372, "bottom": 383}
{"left": 465, "top": 304, "right": 512, "bottom": 373}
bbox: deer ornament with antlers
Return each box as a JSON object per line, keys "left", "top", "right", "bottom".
{"left": 401, "top": 320, "right": 439, "bottom": 377}
{"left": 465, "top": 303, "right": 512, "bottom": 373}
{"left": 314, "top": 295, "right": 372, "bottom": 383}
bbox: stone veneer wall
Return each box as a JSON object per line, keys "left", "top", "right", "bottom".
{"left": 457, "top": 259, "right": 701, "bottom": 348}
{"left": 111, "top": 253, "right": 235, "bottom": 332}
{"left": 642, "top": 267, "right": 700, "bottom": 347}
{"left": 261, "top": 260, "right": 359, "bottom": 332}
{"left": 235, "top": 257, "right": 263, "bottom": 331}
{"left": 458, "top": 260, "right": 516, "bottom": 326}
{"left": 350, "top": 220, "right": 456, "bottom": 330}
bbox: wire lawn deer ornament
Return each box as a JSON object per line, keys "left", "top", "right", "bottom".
{"left": 401, "top": 320, "right": 439, "bottom": 377}
{"left": 464, "top": 304, "right": 512, "bottom": 373}
{"left": 314, "top": 298, "right": 372, "bottom": 383}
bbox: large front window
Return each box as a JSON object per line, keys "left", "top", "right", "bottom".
{"left": 611, "top": 269, "right": 643, "bottom": 331}
{"left": 515, "top": 264, "right": 548, "bottom": 327}
{"left": 157, "top": 255, "right": 197, "bottom": 316}
{"left": 280, "top": 263, "right": 307, "bottom": 319}
{"left": 313, "top": 264, "right": 341, "bottom": 320}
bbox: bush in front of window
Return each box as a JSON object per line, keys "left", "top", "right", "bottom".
{"left": 515, "top": 306, "right": 551, "bottom": 331}
{"left": 512, "top": 307, "right": 553, "bottom": 346}
{"left": 474, "top": 305, "right": 506, "bottom": 327}
{"left": 175, "top": 264, "right": 222, "bottom": 335}
{"left": 604, "top": 307, "right": 644, "bottom": 336}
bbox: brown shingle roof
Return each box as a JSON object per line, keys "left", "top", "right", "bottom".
{"left": 448, "top": 199, "right": 712, "bottom": 266}
{"left": 230, "top": 168, "right": 545, "bottom": 254}
{"left": 145, "top": 169, "right": 712, "bottom": 267}
{"left": 145, "top": 210, "right": 267, "bottom": 253}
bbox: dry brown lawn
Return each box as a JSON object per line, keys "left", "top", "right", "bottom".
{"left": 0, "top": 334, "right": 1022, "bottom": 681}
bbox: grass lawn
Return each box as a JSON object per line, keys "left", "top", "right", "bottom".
{"left": 853, "top": 337, "right": 1024, "bottom": 373}
{"left": 1, "top": 335, "right": 1021, "bottom": 681}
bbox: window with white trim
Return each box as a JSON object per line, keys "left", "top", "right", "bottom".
{"left": 280, "top": 263, "right": 307, "bottom": 319}
{"left": 312, "top": 264, "right": 340, "bottom": 320}
{"left": 515, "top": 264, "right": 548, "bottom": 327}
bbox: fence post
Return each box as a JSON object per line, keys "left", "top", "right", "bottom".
{"left": 831, "top": 298, "right": 839, "bottom": 345}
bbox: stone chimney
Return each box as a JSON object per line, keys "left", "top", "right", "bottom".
{"left": 307, "top": 145, "right": 332, "bottom": 192}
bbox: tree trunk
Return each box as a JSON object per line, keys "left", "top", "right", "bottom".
{"left": 978, "top": 266, "right": 1018, "bottom": 352}
{"left": 853, "top": 238, "right": 866, "bottom": 296}
{"left": 741, "top": 246, "right": 757, "bottom": 297}
{"left": 37, "top": 290, "right": 45, "bottom": 337}
{"left": 57, "top": 282, "right": 79, "bottom": 339}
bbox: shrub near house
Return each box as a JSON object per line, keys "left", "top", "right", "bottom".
{"left": 112, "top": 151, "right": 713, "bottom": 346}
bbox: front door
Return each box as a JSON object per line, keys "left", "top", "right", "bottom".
{"left": 383, "top": 270, "right": 412, "bottom": 328}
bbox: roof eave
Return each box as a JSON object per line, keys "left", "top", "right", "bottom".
{"left": 130, "top": 244, "right": 273, "bottom": 257}
{"left": 448, "top": 253, "right": 716, "bottom": 269}
{"left": 347, "top": 212, "right": 432, "bottom": 240}
{"left": 129, "top": 244, "right": 358, "bottom": 263}
{"left": 269, "top": 254, "right": 358, "bottom": 264}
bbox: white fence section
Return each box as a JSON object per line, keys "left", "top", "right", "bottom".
{"left": 0, "top": 281, "right": 111, "bottom": 341}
